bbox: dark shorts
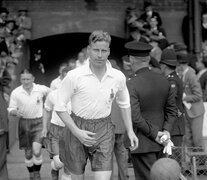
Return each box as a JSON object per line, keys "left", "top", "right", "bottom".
{"left": 43, "top": 123, "right": 64, "bottom": 157}
{"left": 18, "top": 117, "right": 43, "bottom": 150}
{"left": 59, "top": 113, "right": 115, "bottom": 175}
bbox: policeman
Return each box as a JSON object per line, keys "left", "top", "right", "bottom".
{"left": 160, "top": 49, "right": 185, "bottom": 146}
{"left": 125, "top": 41, "right": 177, "bottom": 180}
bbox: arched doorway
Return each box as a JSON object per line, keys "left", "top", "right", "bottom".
{"left": 29, "top": 32, "right": 127, "bottom": 86}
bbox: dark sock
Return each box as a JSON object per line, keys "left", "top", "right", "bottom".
{"left": 27, "top": 166, "right": 34, "bottom": 172}
{"left": 33, "top": 164, "right": 42, "bottom": 172}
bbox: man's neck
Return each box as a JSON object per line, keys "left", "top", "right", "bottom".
{"left": 90, "top": 64, "right": 106, "bottom": 81}
{"left": 164, "top": 68, "right": 174, "bottom": 76}
{"left": 133, "top": 64, "right": 148, "bottom": 73}
{"left": 23, "top": 84, "right": 33, "bottom": 94}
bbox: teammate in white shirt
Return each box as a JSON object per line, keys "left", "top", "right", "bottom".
{"left": 42, "top": 67, "right": 71, "bottom": 180}
{"left": 8, "top": 69, "right": 50, "bottom": 180}
{"left": 50, "top": 63, "right": 68, "bottom": 90}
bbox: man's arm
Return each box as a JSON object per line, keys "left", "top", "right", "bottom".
{"left": 163, "top": 83, "right": 178, "bottom": 133}
{"left": 7, "top": 91, "right": 23, "bottom": 118}
{"left": 119, "top": 107, "right": 138, "bottom": 150}
{"left": 41, "top": 109, "right": 52, "bottom": 137}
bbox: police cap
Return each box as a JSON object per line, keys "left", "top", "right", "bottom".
{"left": 160, "top": 49, "right": 178, "bottom": 67}
{"left": 125, "top": 41, "right": 153, "bottom": 57}
{"left": 177, "top": 53, "right": 188, "bottom": 64}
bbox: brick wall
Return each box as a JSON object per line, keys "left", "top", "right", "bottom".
{"left": 2, "top": 0, "right": 187, "bottom": 42}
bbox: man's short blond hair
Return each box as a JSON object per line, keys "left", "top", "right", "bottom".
{"left": 88, "top": 30, "right": 111, "bottom": 45}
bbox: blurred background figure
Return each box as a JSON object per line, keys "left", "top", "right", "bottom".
{"left": 150, "top": 158, "right": 186, "bottom": 180}
{"left": 139, "top": 1, "right": 162, "bottom": 29}
{"left": 0, "top": 54, "right": 11, "bottom": 180}
{"left": 75, "top": 51, "right": 87, "bottom": 68}
{"left": 110, "top": 59, "right": 129, "bottom": 180}
{"left": 176, "top": 53, "right": 205, "bottom": 148}
{"left": 15, "top": 8, "right": 32, "bottom": 41}
{"left": 50, "top": 62, "right": 68, "bottom": 90}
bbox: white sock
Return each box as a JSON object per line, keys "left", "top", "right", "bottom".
{"left": 61, "top": 173, "right": 71, "bottom": 180}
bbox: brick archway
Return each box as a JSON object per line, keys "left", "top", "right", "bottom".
{"left": 29, "top": 32, "right": 127, "bottom": 86}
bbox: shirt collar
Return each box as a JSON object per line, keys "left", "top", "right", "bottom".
{"left": 20, "top": 83, "right": 37, "bottom": 93}
{"left": 82, "top": 59, "right": 114, "bottom": 77}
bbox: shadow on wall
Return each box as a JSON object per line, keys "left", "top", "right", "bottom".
{"left": 29, "top": 32, "right": 128, "bottom": 86}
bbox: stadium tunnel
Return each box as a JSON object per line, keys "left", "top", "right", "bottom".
{"left": 29, "top": 32, "right": 128, "bottom": 86}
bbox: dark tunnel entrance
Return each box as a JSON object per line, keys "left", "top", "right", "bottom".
{"left": 29, "top": 33, "right": 128, "bottom": 86}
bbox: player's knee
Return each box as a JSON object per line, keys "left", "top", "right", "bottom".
{"left": 32, "top": 142, "right": 42, "bottom": 156}
{"left": 53, "top": 155, "right": 64, "bottom": 170}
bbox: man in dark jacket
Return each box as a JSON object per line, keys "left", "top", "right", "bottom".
{"left": 0, "top": 58, "right": 11, "bottom": 180}
{"left": 125, "top": 41, "right": 177, "bottom": 180}
{"left": 160, "top": 49, "right": 185, "bottom": 146}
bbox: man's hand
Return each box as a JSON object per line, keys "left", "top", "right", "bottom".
{"left": 155, "top": 131, "right": 165, "bottom": 144}
{"left": 10, "top": 109, "right": 23, "bottom": 118}
{"left": 128, "top": 130, "right": 139, "bottom": 151}
{"left": 74, "top": 129, "right": 97, "bottom": 147}
{"left": 41, "top": 128, "right": 47, "bottom": 138}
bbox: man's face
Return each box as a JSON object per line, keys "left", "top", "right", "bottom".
{"left": 20, "top": 73, "right": 34, "bottom": 89}
{"left": 78, "top": 52, "right": 85, "bottom": 63}
{"left": 159, "top": 63, "right": 166, "bottom": 74}
{"left": 88, "top": 41, "right": 110, "bottom": 68}
{"left": 0, "top": 13, "right": 7, "bottom": 21}
{"left": 59, "top": 65, "right": 67, "bottom": 75}
{"left": 0, "top": 58, "right": 6, "bottom": 75}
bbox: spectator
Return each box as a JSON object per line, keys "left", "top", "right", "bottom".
{"left": 138, "top": 2, "right": 162, "bottom": 28}
{"left": 5, "top": 19, "right": 18, "bottom": 37}
{"left": 0, "top": 7, "right": 9, "bottom": 26}
{"left": 176, "top": 53, "right": 205, "bottom": 148}
{"left": 196, "top": 56, "right": 207, "bottom": 101}
{"left": 127, "top": 26, "right": 148, "bottom": 43}
{"left": 124, "top": 5, "right": 139, "bottom": 39}
{"left": 173, "top": 42, "right": 197, "bottom": 72}
{"left": 0, "top": 32, "right": 9, "bottom": 55}
{"left": 149, "top": 39, "right": 162, "bottom": 62}
{"left": 202, "top": 12, "right": 207, "bottom": 43}
{"left": 0, "top": 56, "right": 10, "bottom": 180}
{"left": 16, "top": 8, "right": 32, "bottom": 41}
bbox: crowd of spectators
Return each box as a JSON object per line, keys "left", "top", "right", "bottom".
{"left": 1, "top": 2, "right": 207, "bottom": 179}
{"left": 123, "top": 1, "right": 207, "bottom": 151}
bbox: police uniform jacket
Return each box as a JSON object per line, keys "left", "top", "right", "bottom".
{"left": 0, "top": 90, "right": 8, "bottom": 135}
{"left": 167, "top": 71, "right": 185, "bottom": 137}
{"left": 127, "top": 67, "right": 177, "bottom": 153}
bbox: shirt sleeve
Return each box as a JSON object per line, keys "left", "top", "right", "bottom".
{"left": 115, "top": 73, "right": 130, "bottom": 109}
{"left": 44, "top": 92, "right": 54, "bottom": 112}
{"left": 7, "top": 91, "right": 18, "bottom": 112}
{"left": 42, "top": 85, "right": 51, "bottom": 96}
{"left": 54, "top": 73, "right": 75, "bottom": 112}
